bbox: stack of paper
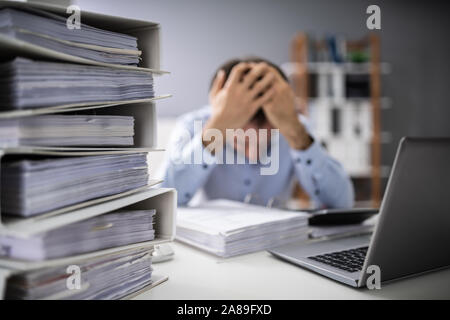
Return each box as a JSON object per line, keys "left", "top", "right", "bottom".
{"left": 0, "top": 209, "right": 155, "bottom": 261}
{"left": 4, "top": 247, "right": 153, "bottom": 300}
{"left": 0, "top": 58, "right": 154, "bottom": 110}
{"left": 0, "top": 8, "right": 141, "bottom": 65}
{"left": 0, "top": 115, "right": 135, "bottom": 147}
{"left": 1, "top": 153, "right": 149, "bottom": 217}
{"left": 176, "top": 200, "right": 310, "bottom": 257}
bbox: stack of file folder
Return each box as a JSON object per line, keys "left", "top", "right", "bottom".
{"left": 1, "top": 153, "right": 149, "bottom": 217}
{"left": 4, "top": 247, "right": 154, "bottom": 300}
{"left": 0, "top": 58, "right": 154, "bottom": 110}
{"left": 0, "top": 8, "right": 142, "bottom": 65}
{"left": 0, "top": 115, "right": 135, "bottom": 147}
{"left": 0, "top": 209, "right": 156, "bottom": 261}
{"left": 176, "top": 200, "right": 310, "bottom": 257}
{"left": 0, "top": 2, "right": 174, "bottom": 300}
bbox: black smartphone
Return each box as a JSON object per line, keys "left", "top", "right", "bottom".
{"left": 307, "top": 208, "right": 379, "bottom": 226}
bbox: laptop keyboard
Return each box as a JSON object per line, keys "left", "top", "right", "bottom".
{"left": 308, "top": 246, "right": 368, "bottom": 273}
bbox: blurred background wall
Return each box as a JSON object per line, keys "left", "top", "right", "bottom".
{"left": 73, "top": 0, "right": 450, "bottom": 168}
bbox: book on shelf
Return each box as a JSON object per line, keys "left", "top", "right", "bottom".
{"left": 308, "top": 98, "right": 374, "bottom": 178}
{"left": 307, "top": 34, "right": 369, "bottom": 64}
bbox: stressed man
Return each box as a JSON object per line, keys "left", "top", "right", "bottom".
{"left": 160, "top": 57, "right": 354, "bottom": 208}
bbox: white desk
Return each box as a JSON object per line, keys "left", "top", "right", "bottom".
{"left": 135, "top": 242, "right": 450, "bottom": 299}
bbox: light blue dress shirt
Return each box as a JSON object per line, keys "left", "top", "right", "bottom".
{"left": 160, "top": 106, "right": 354, "bottom": 208}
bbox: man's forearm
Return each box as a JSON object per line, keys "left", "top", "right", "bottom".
{"left": 202, "top": 115, "right": 226, "bottom": 151}
{"left": 282, "top": 117, "right": 313, "bottom": 151}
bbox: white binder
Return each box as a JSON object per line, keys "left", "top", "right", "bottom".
{"left": 0, "top": 187, "right": 176, "bottom": 299}
{"left": 0, "top": 0, "right": 177, "bottom": 299}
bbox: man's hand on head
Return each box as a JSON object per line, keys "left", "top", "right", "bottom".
{"left": 261, "top": 67, "right": 313, "bottom": 150}
{"left": 203, "top": 62, "right": 275, "bottom": 149}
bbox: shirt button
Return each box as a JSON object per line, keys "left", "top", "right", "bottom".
{"left": 315, "top": 189, "right": 320, "bottom": 196}
{"left": 306, "top": 159, "right": 312, "bottom": 165}
{"left": 295, "top": 157, "right": 301, "bottom": 164}
{"left": 185, "top": 192, "right": 191, "bottom": 199}
{"left": 244, "top": 179, "right": 251, "bottom": 186}
{"left": 202, "top": 164, "right": 208, "bottom": 169}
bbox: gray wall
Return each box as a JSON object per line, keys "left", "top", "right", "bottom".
{"left": 76, "top": 0, "right": 450, "bottom": 164}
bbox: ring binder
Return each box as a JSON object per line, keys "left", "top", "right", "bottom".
{"left": 0, "top": 0, "right": 176, "bottom": 299}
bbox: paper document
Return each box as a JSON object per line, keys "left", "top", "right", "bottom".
{"left": 0, "top": 209, "right": 156, "bottom": 261}
{"left": 0, "top": 58, "right": 154, "bottom": 110}
{"left": 0, "top": 115, "right": 135, "bottom": 147}
{"left": 0, "top": 8, "right": 141, "bottom": 65}
{"left": 3, "top": 247, "right": 153, "bottom": 300}
{"left": 176, "top": 199, "right": 310, "bottom": 257}
{"left": 1, "top": 153, "right": 149, "bottom": 217}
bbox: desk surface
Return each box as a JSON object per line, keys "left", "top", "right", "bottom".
{"left": 136, "top": 242, "right": 450, "bottom": 300}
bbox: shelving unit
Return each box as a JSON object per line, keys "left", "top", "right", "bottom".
{"left": 285, "top": 32, "right": 390, "bottom": 207}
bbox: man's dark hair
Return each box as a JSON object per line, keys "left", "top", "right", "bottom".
{"left": 209, "top": 56, "right": 289, "bottom": 124}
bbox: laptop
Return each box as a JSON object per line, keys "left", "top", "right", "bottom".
{"left": 268, "top": 137, "right": 450, "bottom": 287}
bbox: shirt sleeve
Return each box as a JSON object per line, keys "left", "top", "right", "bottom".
{"left": 290, "top": 119, "right": 355, "bottom": 209}
{"left": 160, "top": 116, "right": 217, "bottom": 206}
